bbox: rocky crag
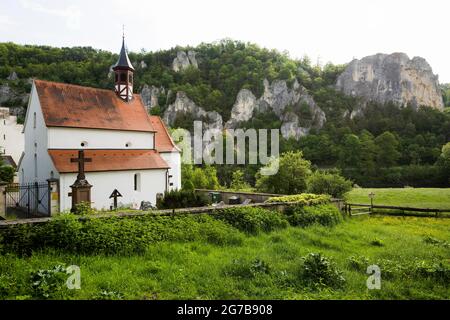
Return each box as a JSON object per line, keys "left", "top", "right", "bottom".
{"left": 336, "top": 53, "right": 444, "bottom": 112}
{"left": 162, "top": 78, "right": 326, "bottom": 140}
{"left": 172, "top": 51, "right": 198, "bottom": 72}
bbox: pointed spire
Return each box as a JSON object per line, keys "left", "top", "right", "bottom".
{"left": 113, "top": 31, "right": 134, "bottom": 71}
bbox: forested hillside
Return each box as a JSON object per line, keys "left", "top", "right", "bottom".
{"left": 0, "top": 40, "right": 449, "bottom": 187}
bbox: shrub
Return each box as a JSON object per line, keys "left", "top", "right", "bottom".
{"left": 284, "top": 204, "right": 342, "bottom": 227}
{"left": 298, "top": 253, "right": 346, "bottom": 289}
{"left": 266, "top": 193, "right": 330, "bottom": 205}
{"left": 215, "top": 207, "right": 289, "bottom": 235}
{"left": 93, "top": 290, "right": 124, "bottom": 300}
{"left": 156, "top": 189, "right": 209, "bottom": 209}
{"left": 30, "top": 265, "right": 72, "bottom": 299}
{"left": 223, "top": 258, "right": 271, "bottom": 279}
{"left": 306, "top": 170, "right": 352, "bottom": 198}
{"left": 74, "top": 201, "right": 95, "bottom": 215}
{"left": 0, "top": 213, "right": 246, "bottom": 255}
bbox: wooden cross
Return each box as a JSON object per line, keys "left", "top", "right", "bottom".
{"left": 71, "top": 150, "right": 92, "bottom": 181}
{"left": 109, "top": 189, "right": 123, "bottom": 210}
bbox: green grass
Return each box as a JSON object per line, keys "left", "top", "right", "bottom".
{"left": 345, "top": 188, "right": 450, "bottom": 210}
{"left": 1, "top": 215, "right": 449, "bottom": 300}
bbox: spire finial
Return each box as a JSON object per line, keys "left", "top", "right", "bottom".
{"left": 122, "top": 24, "right": 125, "bottom": 39}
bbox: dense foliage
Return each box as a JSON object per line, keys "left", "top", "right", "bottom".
{"left": 156, "top": 189, "right": 209, "bottom": 209}
{"left": 0, "top": 203, "right": 341, "bottom": 256}
{"left": 1, "top": 41, "right": 448, "bottom": 187}
{"left": 306, "top": 170, "right": 353, "bottom": 198}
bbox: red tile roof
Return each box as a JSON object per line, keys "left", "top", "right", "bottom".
{"left": 48, "top": 149, "right": 169, "bottom": 173}
{"left": 34, "top": 80, "right": 154, "bottom": 132}
{"left": 149, "top": 116, "right": 179, "bottom": 153}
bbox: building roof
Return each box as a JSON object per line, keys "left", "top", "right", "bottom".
{"left": 34, "top": 80, "right": 154, "bottom": 132}
{"left": 149, "top": 116, "right": 180, "bottom": 153}
{"left": 113, "top": 38, "right": 135, "bottom": 71}
{"left": 48, "top": 149, "right": 169, "bottom": 173}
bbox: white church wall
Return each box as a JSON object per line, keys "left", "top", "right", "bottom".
{"left": 48, "top": 127, "right": 154, "bottom": 150}
{"left": 160, "top": 152, "right": 181, "bottom": 190}
{"left": 59, "top": 169, "right": 167, "bottom": 211}
{"left": 19, "top": 84, "right": 58, "bottom": 185}
{"left": 0, "top": 108, "right": 24, "bottom": 165}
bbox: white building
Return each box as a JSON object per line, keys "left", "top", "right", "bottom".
{"left": 18, "top": 38, "right": 181, "bottom": 213}
{"left": 0, "top": 107, "right": 24, "bottom": 167}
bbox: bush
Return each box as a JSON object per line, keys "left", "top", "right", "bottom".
{"left": 266, "top": 193, "right": 330, "bottom": 205}
{"left": 223, "top": 258, "right": 271, "bottom": 279}
{"left": 0, "top": 165, "right": 15, "bottom": 183}
{"left": 306, "top": 170, "right": 352, "bottom": 198}
{"left": 284, "top": 204, "right": 342, "bottom": 227}
{"left": 0, "top": 213, "right": 245, "bottom": 255}
{"left": 298, "top": 253, "right": 346, "bottom": 289}
{"left": 156, "top": 189, "right": 209, "bottom": 209}
{"left": 30, "top": 265, "right": 72, "bottom": 299}
{"left": 215, "top": 207, "right": 289, "bottom": 235}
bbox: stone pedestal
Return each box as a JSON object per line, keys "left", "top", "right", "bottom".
{"left": 70, "top": 180, "right": 92, "bottom": 213}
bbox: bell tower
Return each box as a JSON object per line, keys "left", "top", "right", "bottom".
{"left": 113, "top": 34, "right": 134, "bottom": 101}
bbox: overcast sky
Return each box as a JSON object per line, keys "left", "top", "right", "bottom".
{"left": 1, "top": 0, "right": 449, "bottom": 83}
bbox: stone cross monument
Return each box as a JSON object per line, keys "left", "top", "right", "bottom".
{"left": 69, "top": 150, "right": 92, "bottom": 212}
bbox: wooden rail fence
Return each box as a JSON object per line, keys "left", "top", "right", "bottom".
{"left": 344, "top": 203, "right": 450, "bottom": 218}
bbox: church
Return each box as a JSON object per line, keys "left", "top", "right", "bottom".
{"left": 18, "top": 37, "right": 181, "bottom": 213}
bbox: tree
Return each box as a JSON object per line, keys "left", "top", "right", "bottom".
{"left": 338, "top": 134, "right": 362, "bottom": 169}
{"left": 0, "top": 164, "right": 15, "bottom": 183}
{"left": 374, "top": 131, "right": 401, "bottom": 168}
{"left": 306, "top": 169, "right": 353, "bottom": 198}
{"left": 359, "top": 130, "right": 376, "bottom": 174}
{"left": 230, "top": 169, "right": 250, "bottom": 191}
{"left": 181, "top": 164, "right": 220, "bottom": 190}
{"left": 255, "top": 151, "right": 311, "bottom": 194}
{"left": 436, "top": 142, "right": 450, "bottom": 184}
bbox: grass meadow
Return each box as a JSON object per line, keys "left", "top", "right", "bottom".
{"left": 345, "top": 188, "right": 450, "bottom": 209}
{"left": 1, "top": 214, "right": 449, "bottom": 300}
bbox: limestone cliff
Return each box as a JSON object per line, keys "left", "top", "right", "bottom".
{"left": 225, "top": 79, "right": 326, "bottom": 140}
{"left": 172, "top": 51, "right": 199, "bottom": 72}
{"left": 336, "top": 53, "right": 444, "bottom": 110}
{"left": 140, "top": 84, "right": 164, "bottom": 111}
{"left": 162, "top": 78, "right": 326, "bottom": 140}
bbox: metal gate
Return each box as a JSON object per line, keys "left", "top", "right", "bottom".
{"left": 5, "top": 182, "right": 50, "bottom": 218}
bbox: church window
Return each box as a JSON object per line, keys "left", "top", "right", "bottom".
{"left": 33, "top": 112, "right": 36, "bottom": 129}
{"left": 81, "top": 141, "right": 88, "bottom": 147}
{"left": 129, "top": 74, "right": 133, "bottom": 82}
{"left": 115, "top": 74, "right": 118, "bottom": 82}
{"left": 125, "top": 142, "right": 132, "bottom": 148}
{"left": 120, "top": 73, "right": 127, "bottom": 82}
{"left": 34, "top": 154, "right": 38, "bottom": 178}
{"left": 134, "top": 173, "right": 141, "bottom": 191}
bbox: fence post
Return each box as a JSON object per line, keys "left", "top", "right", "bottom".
{"left": 0, "top": 181, "right": 7, "bottom": 218}
{"left": 47, "top": 178, "right": 59, "bottom": 216}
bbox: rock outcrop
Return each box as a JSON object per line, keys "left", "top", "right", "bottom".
{"left": 163, "top": 92, "right": 222, "bottom": 134}
{"left": 172, "top": 51, "right": 198, "bottom": 72}
{"left": 336, "top": 53, "right": 444, "bottom": 111}
{"left": 225, "top": 79, "right": 326, "bottom": 139}
{"left": 163, "top": 78, "right": 325, "bottom": 140}
{"left": 140, "top": 85, "right": 164, "bottom": 111}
